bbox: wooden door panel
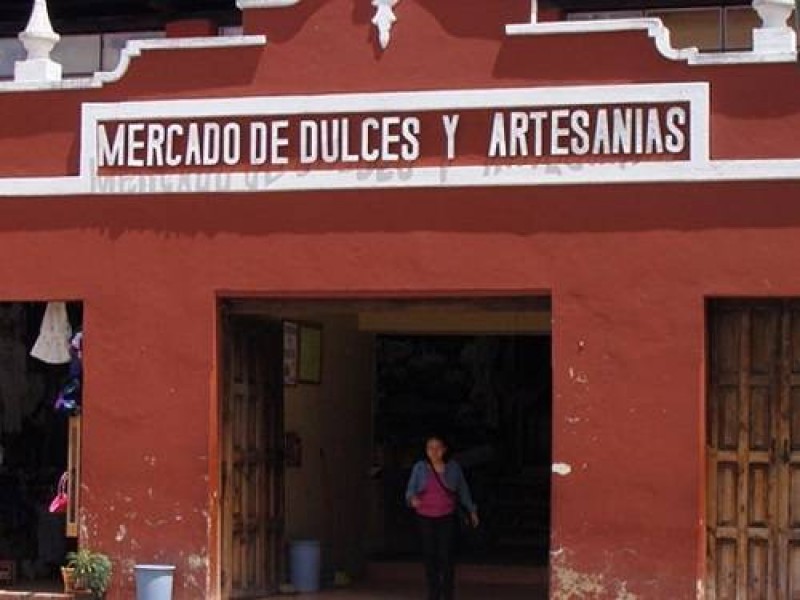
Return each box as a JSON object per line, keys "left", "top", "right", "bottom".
{"left": 716, "top": 540, "right": 737, "bottom": 599}
{"left": 716, "top": 462, "right": 738, "bottom": 528}
{"left": 714, "top": 308, "right": 742, "bottom": 376}
{"left": 749, "top": 464, "right": 770, "bottom": 527}
{"left": 749, "top": 387, "right": 772, "bottom": 452}
{"left": 790, "top": 469, "right": 800, "bottom": 530}
{"left": 222, "top": 316, "right": 284, "bottom": 599}
{"left": 749, "top": 540, "right": 769, "bottom": 600}
{"left": 708, "top": 303, "right": 780, "bottom": 600}
{"left": 750, "top": 307, "right": 779, "bottom": 376}
{"left": 788, "top": 543, "right": 800, "bottom": 598}
{"left": 717, "top": 386, "right": 740, "bottom": 451}
{"left": 790, "top": 386, "right": 800, "bottom": 454}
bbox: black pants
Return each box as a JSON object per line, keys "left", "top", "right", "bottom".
{"left": 418, "top": 514, "right": 456, "bottom": 600}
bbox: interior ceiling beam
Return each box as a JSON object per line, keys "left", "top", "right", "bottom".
{"left": 222, "top": 297, "right": 553, "bottom": 317}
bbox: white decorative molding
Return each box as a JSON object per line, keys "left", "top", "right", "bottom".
{"left": 507, "top": 19, "right": 697, "bottom": 62}
{"left": 506, "top": 17, "right": 798, "bottom": 65}
{"left": 77, "top": 82, "right": 710, "bottom": 176}
{"left": 236, "top": 0, "right": 300, "bottom": 8}
{"left": 12, "top": 82, "right": 710, "bottom": 196}
{"left": 372, "top": 0, "right": 399, "bottom": 50}
{"left": 0, "top": 35, "right": 266, "bottom": 93}
{"left": 752, "top": 0, "right": 797, "bottom": 55}
{"left": 92, "top": 36, "right": 267, "bottom": 86}
{"left": 14, "top": 0, "right": 62, "bottom": 83}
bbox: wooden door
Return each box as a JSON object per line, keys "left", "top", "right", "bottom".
{"left": 66, "top": 415, "right": 81, "bottom": 538}
{"left": 707, "top": 301, "right": 800, "bottom": 599}
{"left": 221, "top": 316, "right": 284, "bottom": 599}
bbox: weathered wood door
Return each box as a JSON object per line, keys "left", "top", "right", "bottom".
{"left": 221, "top": 316, "right": 284, "bottom": 599}
{"left": 707, "top": 301, "right": 800, "bottom": 599}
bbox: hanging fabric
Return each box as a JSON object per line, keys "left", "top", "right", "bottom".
{"left": 30, "top": 302, "right": 72, "bottom": 365}
{"left": 54, "top": 330, "right": 84, "bottom": 416}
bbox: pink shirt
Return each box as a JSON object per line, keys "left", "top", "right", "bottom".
{"left": 416, "top": 468, "right": 456, "bottom": 518}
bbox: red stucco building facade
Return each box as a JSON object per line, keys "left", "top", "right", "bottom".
{"left": 2, "top": 1, "right": 800, "bottom": 598}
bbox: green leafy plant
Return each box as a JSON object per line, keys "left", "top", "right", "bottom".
{"left": 66, "top": 549, "right": 113, "bottom": 599}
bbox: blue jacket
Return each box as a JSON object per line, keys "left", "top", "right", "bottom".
{"left": 405, "top": 460, "right": 477, "bottom": 514}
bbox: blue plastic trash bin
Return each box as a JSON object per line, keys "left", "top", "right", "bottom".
{"left": 290, "top": 540, "right": 321, "bottom": 593}
{"left": 135, "top": 564, "right": 176, "bottom": 600}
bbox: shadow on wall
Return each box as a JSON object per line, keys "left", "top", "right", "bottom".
{"left": 493, "top": 33, "right": 691, "bottom": 83}
{"left": 252, "top": 0, "right": 527, "bottom": 59}
{"left": 414, "top": 0, "right": 527, "bottom": 40}
{"left": 1, "top": 181, "right": 800, "bottom": 238}
{"left": 244, "top": 0, "right": 328, "bottom": 43}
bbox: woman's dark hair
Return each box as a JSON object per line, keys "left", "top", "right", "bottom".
{"left": 424, "top": 433, "right": 449, "bottom": 448}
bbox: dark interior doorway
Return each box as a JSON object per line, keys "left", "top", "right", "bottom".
{"left": 0, "top": 302, "right": 82, "bottom": 592}
{"left": 374, "top": 334, "right": 552, "bottom": 566}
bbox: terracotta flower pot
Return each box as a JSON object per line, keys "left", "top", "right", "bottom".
{"left": 61, "top": 566, "right": 76, "bottom": 593}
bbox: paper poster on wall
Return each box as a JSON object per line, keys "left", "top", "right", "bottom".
{"left": 283, "top": 321, "right": 298, "bottom": 386}
{"left": 298, "top": 323, "right": 322, "bottom": 384}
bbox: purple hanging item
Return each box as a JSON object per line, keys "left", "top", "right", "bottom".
{"left": 54, "top": 379, "right": 81, "bottom": 415}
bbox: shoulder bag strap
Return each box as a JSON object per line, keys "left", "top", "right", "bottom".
{"left": 426, "top": 459, "right": 457, "bottom": 499}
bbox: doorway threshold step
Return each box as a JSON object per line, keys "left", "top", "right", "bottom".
{"left": 366, "top": 562, "right": 547, "bottom": 585}
{"left": 0, "top": 593, "right": 74, "bottom": 599}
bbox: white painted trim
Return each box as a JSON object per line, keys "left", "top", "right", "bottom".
{"left": 505, "top": 17, "right": 798, "bottom": 65}
{"left": 506, "top": 18, "right": 697, "bottom": 62}
{"left": 0, "top": 77, "right": 99, "bottom": 92}
{"left": 0, "top": 81, "right": 743, "bottom": 196}
{"left": 236, "top": 0, "right": 300, "bottom": 7}
{"left": 689, "top": 50, "right": 798, "bottom": 64}
{"left": 78, "top": 82, "right": 711, "bottom": 183}
{"left": 0, "top": 35, "right": 267, "bottom": 93}
{"left": 95, "top": 36, "right": 267, "bottom": 86}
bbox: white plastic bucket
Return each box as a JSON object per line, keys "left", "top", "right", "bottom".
{"left": 289, "top": 540, "right": 321, "bottom": 593}
{"left": 134, "top": 564, "right": 176, "bottom": 600}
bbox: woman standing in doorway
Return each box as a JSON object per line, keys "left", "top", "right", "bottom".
{"left": 406, "top": 435, "right": 479, "bottom": 600}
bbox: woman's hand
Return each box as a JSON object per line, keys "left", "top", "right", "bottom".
{"left": 409, "top": 495, "right": 421, "bottom": 509}
{"left": 469, "top": 511, "right": 480, "bottom": 528}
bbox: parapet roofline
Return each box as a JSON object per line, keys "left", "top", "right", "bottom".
{"left": 0, "top": 0, "right": 797, "bottom": 93}
{"left": 505, "top": 18, "right": 798, "bottom": 65}
{"left": 0, "top": 35, "right": 267, "bottom": 94}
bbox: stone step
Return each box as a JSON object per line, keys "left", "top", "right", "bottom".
{"left": 366, "top": 561, "right": 547, "bottom": 585}
{"left": 0, "top": 593, "right": 74, "bottom": 599}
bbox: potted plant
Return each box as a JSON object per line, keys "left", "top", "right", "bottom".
{"left": 65, "top": 549, "right": 113, "bottom": 599}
